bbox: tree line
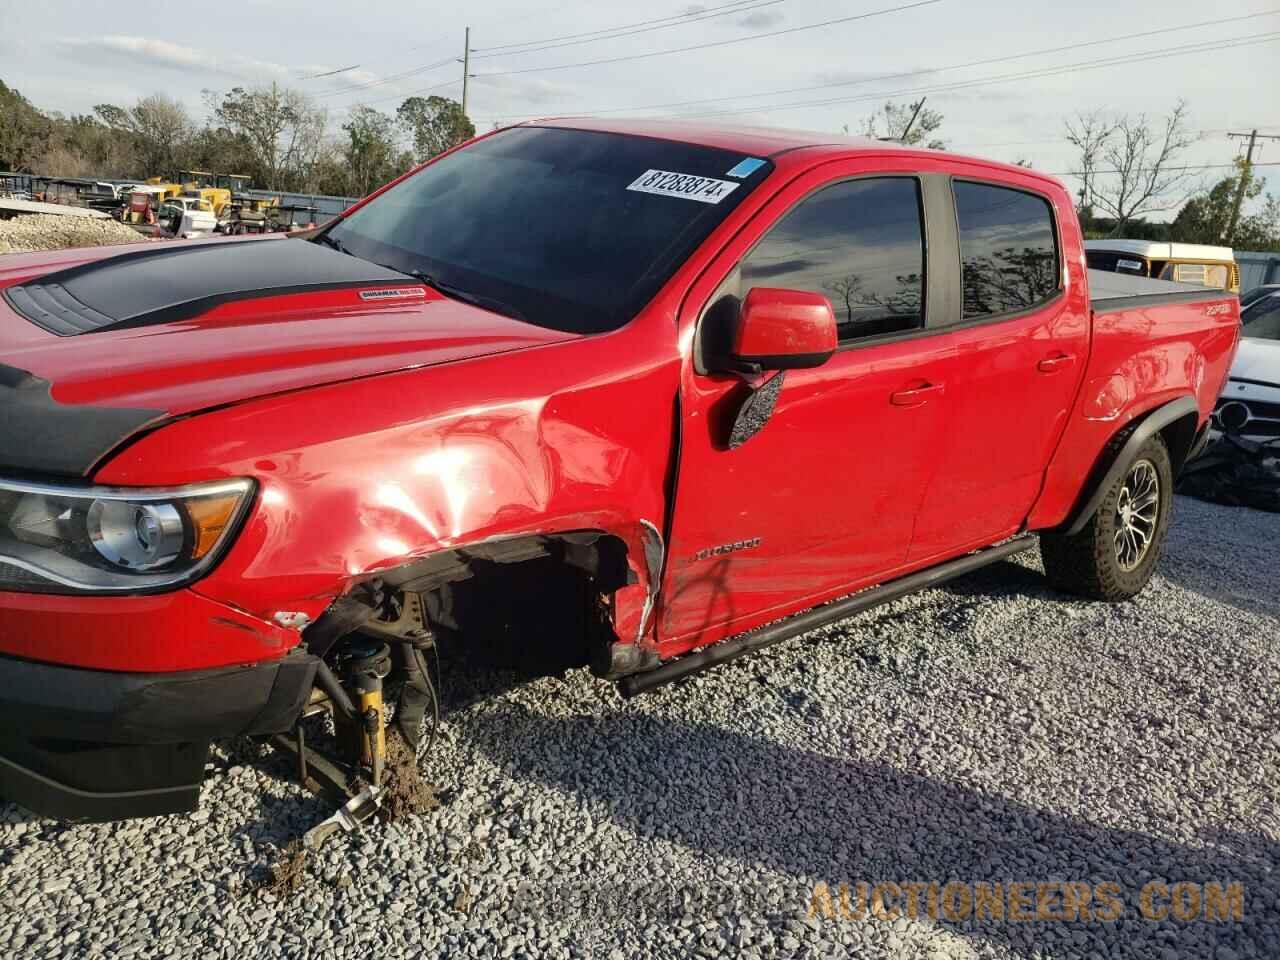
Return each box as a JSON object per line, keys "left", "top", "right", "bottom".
{"left": 3, "top": 79, "right": 1276, "bottom": 250}
{"left": 0, "top": 79, "right": 474, "bottom": 197}
{"left": 853, "top": 97, "right": 1278, "bottom": 251}
{"left": 1063, "top": 101, "right": 1279, "bottom": 249}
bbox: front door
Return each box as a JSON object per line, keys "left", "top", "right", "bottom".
{"left": 659, "top": 162, "right": 954, "bottom": 654}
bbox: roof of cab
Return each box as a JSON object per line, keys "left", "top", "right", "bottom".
{"left": 519, "top": 116, "right": 881, "bottom": 156}
{"left": 517, "top": 116, "right": 1063, "bottom": 186}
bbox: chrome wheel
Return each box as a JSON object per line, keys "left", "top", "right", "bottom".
{"left": 1113, "top": 459, "right": 1160, "bottom": 571}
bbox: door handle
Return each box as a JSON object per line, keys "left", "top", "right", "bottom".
{"left": 890, "top": 381, "right": 945, "bottom": 407}
{"left": 1037, "top": 352, "right": 1076, "bottom": 373}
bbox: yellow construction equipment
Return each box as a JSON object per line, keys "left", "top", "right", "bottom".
{"left": 142, "top": 176, "right": 184, "bottom": 203}
{"left": 173, "top": 172, "right": 233, "bottom": 219}
{"left": 215, "top": 173, "right": 252, "bottom": 195}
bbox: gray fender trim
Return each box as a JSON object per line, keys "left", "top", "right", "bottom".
{"left": 1061, "top": 395, "right": 1200, "bottom": 536}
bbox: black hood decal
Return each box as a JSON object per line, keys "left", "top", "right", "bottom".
{"left": 0, "top": 364, "right": 164, "bottom": 478}
{"left": 2, "top": 237, "right": 411, "bottom": 336}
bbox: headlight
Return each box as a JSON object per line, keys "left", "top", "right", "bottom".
{"left": 0, "top": 477, "right": 254, "bottom": 594}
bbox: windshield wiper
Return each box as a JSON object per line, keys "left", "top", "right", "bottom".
{"left": 314, "top": 231, "right": 353, "bottom": 256}
{"left": 402, "top": 269, "right": 527, "bottom": 323}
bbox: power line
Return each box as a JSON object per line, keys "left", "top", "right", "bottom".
{"left": 315, "top": 55, "right": 459, "bottom": 99}
{"left": 349, "top": 0, "right": 687, "bottom": 69}
{"left": 473, "top": 0, "right": 780, "bottom": 56}
{"left": 299, "top": 64, "right": 362, "bottom": 80}
{"left": 633, "top": 31, "right": 1280, "bottom": 121}
{"left": 471, "top": 0, "right": 943, "bottom": 79}
{"left": 476, "top": 9, "right": 1280, "bottom": 123}
{"left": 298, "top": 0, "right": 783, "bottom": 100}
{"left": 344, "top": 30, "right": 474, "bottom": 112}
{"left": 350, "top": 76, "right": 463, "bottom": 109}
{"left": 953, "top": 130, "right": 1238, "bottom": 150}
{"left": 1049, "top": 162, "right": 1280, "bottom": 176}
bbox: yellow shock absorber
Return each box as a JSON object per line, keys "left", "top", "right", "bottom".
{"left": 342, "top": 640, "right": 392, "bottom": 787}
{"left": 360, "top": 685, "right": 386, "bottom": 787}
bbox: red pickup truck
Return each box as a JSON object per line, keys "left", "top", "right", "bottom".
{"left": 0, "top": 120, "right": 1239, "bottom": 822}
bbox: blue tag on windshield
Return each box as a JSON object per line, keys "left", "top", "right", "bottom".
{"left": 726, "top": 157, "right": 766, "bottom": 178}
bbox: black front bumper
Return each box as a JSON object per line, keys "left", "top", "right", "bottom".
{"left": 0, "top": 650, "right": 317, "bottom": 821}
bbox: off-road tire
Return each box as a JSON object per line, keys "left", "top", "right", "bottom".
{"left": 1040, "top": 433, "right": 1173, "bottom": 601}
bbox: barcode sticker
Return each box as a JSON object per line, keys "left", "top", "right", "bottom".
{"left": 626, "top": 169, "right": 740, "bottom": 204}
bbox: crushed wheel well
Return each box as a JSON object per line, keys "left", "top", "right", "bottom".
{"left": 366, "top": 532, "right": 632, "bottom": 677}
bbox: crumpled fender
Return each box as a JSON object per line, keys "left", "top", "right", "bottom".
{"left": 94, "top": 317, "right": 681, "bottom": 652}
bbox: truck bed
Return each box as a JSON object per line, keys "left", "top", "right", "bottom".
{"left": 1088, "top": 268, "right": 1228, "bottom": 313}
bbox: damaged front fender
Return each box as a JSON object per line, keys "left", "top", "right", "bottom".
{"left": 93, "top": 321, "right": 683, "bottom": 669}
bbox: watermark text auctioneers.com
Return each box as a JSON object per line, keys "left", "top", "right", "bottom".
{"left": 808, "top": 880, "right": 1244, "bottom": 924}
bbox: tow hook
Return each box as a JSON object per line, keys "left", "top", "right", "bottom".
{"left": 303, "top": 785, "right": 384, "bottom": 851}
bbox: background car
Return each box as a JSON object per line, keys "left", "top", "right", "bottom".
{"left": 1085, "top": 239, "right": 1241, "bottom": 292}
{"left": 1212, "top": 290, "right": 1280, "bottom": 441}
{"left": 1240, "top": 283, "right": 1280, "bottom": 311}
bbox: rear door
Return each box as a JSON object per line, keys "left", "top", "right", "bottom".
{"left": 908, "top": 174, "right": 1090, "bottom": 561}
{"left": 660, "top": 158, "right": 955, "bottom": 652}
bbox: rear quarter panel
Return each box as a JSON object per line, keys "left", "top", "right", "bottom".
{"left": 1026, "top": 293, "right": 1239, "bottom": 530}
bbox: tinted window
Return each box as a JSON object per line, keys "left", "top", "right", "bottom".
{"left": 1241, "top": 285, "right": 1280, "bottom": 308}
{"left": 954, "top": 182, "right": 1058, "bottom": 319}
{"left": 1086, "top": 250, "right": 1148, "bottom": 276}
{"left": 1243, "top": 295, "right": 1280, "bottom": 340}
{"left": 740, "top": 178, "right": 925, "bottom": 342}
{"left": 324, "top": 127, "right": 772, "bottom": 334}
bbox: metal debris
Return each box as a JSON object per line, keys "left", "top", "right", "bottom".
{"left": 302, "top": 786, "right": 384, "bottom": 851}
{"left": 1178, "top": 434, "right": 1280, "bottom": 512}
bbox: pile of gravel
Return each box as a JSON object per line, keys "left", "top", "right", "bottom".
{"left": 0, "top": 494, "right": 1276, "bottom": 959}
{"left": 0, "top": 214, "right": 145, "bottom": 254}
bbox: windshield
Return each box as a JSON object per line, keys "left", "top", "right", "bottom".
{"left": 1243, "top": 295, "right": 1280, "bottom": 341}
{"left": 322, "top": 126, "right": 773, "bottom": 333}
{"left": 1242, "top": 285, "right": 1280, "bottom": 309}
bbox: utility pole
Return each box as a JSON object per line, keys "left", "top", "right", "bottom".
{"left": 1225, "top": 130, "right": 1280, "bottom": 243}
{"left": 900, "top": 97, "right": 926, "bottom": 144}
{"left": 461, "top": 27, "right": 472, "bottom": 119}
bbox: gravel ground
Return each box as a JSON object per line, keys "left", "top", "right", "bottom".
{"left": 1, "top": 494, "right": 1277, "bottom": 959}
{"left": 0, "top": 213, "right": 144, "bottom": 254}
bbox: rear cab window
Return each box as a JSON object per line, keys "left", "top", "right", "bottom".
{"left": 1086, "top": 250, "right": 1149, "bottom": 276}
{"left": 953, "top": 181, "right": 1059, "bottom": 319}
{"left": 323, "top": 127, "right": 774, "bottom": 334}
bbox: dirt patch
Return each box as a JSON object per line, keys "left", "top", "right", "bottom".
{"left": 379, "top": 731, "right": 440, "bottom": 822}
{"left": 261, "top": 840, "right": 309, "bottom": 897}
{"left": 251, "top": 726, "right": 440, "bottom": 898}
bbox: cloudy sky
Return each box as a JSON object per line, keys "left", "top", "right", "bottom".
{"left": 3, "top": 0, "right": 1277, "bottom": 210}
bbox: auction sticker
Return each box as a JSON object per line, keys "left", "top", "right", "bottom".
{"left": 627, "top": 169, "right": 740, "bottom": 204}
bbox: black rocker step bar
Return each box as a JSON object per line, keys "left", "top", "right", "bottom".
{"left": 617, "top": 535, "right": 1037, "bottom": 698}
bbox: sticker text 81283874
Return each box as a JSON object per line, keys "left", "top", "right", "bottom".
{"left": 626, "top": 169, "right": 741, "bottom": 205}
